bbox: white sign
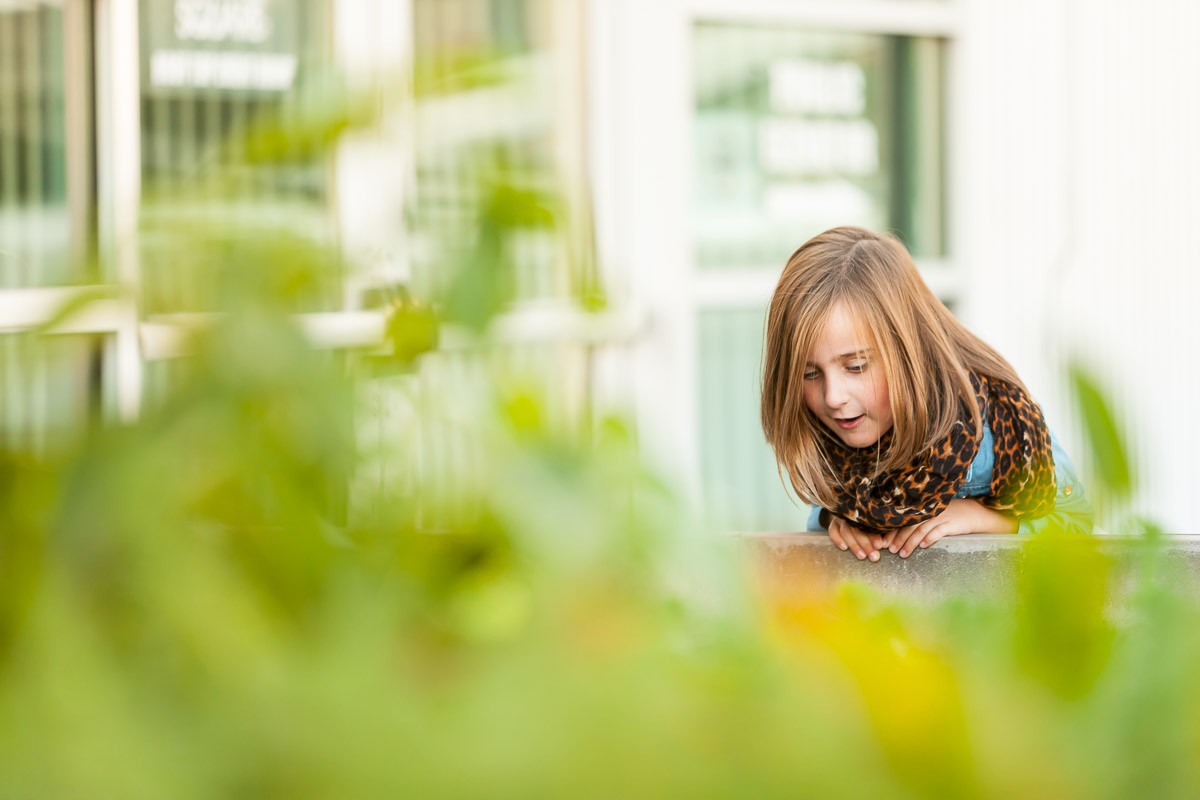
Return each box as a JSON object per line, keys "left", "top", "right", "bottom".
{"left": 148, "top": 0, "right": 297, "bottom": 91}
{"left": 151, "top": 50, "right": 297, "bottom": 90}
{"left": 759, "top": 118, "right": 879, "bottom": 176}
{"left": 768, "top": 59, "right": 865, "bottom": 116}
{"left": 174, "top": 0, "right": 273, "bottom": 44}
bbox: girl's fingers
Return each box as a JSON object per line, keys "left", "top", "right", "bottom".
{"left": 831, "top": 518, "right": 944, "bottom": 559}
{"left": 844, "top": 527, "right": 868, "bottom": 559}
{"left": 847, "top": 527, "right": 879, "bottom": 562}
{"left": 827, "top": 526, "right": 849, "bottom": 551}
{"left": 899, "top": 524, "right": 938, "bottom": 557}
{"left": 831, "top": 521, "right": 877, "bottom": 561}
{"left": 919, "top": 527, "right": 948, "bottom": 548}
{"left": 895, "top": 525, "right": 924, "bottom": 558}
{"left": 860, "top": 534, "right": 880, "bottom": 561}
{"left": 888, "top": 526, "right": 914, "bottom": 554}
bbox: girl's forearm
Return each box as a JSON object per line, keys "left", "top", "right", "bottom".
{"left": 962, "top": 499, "right": 1018, "bottom": 534}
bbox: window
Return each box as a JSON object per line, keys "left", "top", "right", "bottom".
{"left": 0, "top": 2, "right": 75, "bottom": 287}
{"left": 137, "top": 0, "right": 338, "bottom": 314}
{"left": 693, "top": 24, "right": 946, "bottom": 270}
{"left": 691, "top": 20, "right": 948, "bottom": 530}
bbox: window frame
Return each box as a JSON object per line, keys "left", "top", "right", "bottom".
{"left": 588, "top": 0, "right": 962, "bottom": 510}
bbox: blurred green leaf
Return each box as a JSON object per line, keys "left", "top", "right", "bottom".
{"left": 384, "top": 294, "right": 438, "bottom": 365}
{"left": 412, "top": 48, "right": 515, "bottom": 97}
{"left": 440, "top": 181, "right": 557, "bottom": 332}
{"left": 0, "top": 455, "right": 51, "bottom": 664}
{"left": 241, "top": 79, "right": 376, "bottom": 164}
{"left": 1069, "top": 361, "right": 1133, "bottom": 501}
{"left": 484, "top": 184, "right": 556, "bottom": 229}
{"left": 1015, "top": 531, "right": 1114, "bottom": 700}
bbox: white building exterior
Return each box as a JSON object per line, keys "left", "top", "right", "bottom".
{"left": 591, "top": 0, "right": 1200, "bottom": 533}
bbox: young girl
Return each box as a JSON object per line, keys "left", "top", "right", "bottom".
{"left": 761, "top": 226, "right": 1092, "bottom": 562}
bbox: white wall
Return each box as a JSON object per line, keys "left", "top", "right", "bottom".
{"left": 960, "top": 0, "right": 1200, "bottom": 531}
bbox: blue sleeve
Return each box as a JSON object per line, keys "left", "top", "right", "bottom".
{"left": 806, "top": 504, "right": 827, "bottom": 532}
{"left": 954, "top": 420, "right": 994, "bottom": 498}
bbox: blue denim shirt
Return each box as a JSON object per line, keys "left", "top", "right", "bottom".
{"left": 805, "top": 423, "right": 1093, "bottom": 535}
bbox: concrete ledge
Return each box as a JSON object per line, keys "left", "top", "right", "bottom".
{"left": 742, "top": 532, "right": 1200, "bottom": 609}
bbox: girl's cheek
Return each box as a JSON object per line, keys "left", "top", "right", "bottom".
{"left": 802, "top": 382, "right": 822, "bottom": 413}
{"left": 870, "top": 375, "right": 890, "bottom": 403}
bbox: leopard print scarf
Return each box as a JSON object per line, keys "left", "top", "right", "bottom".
{"left": 820, "top": 372, "right": 1056, "bottom": 534}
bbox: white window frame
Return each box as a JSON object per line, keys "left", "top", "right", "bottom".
{"left": 588, "top": 0, "right": 963, "bottom": 502}
{"left": 0, "top": 0, "right": 638, "bottom": 440}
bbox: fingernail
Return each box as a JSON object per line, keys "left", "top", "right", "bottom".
{"left": 839, "top": 543, "right": 848, "bottom": 551}
{"left": 869, "top": 551, "right": 879, "bottom": 562}
{"left": 856, "top": 550, "right": 865, "bottom": 559}
{"left": 900, "top": 549, "right": 909, "bottom": 558}
{"left": 889, "top": 545, "right": 897, "bottom": 553}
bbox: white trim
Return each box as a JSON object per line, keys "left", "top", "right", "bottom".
{"left": 94, "top": 0, "right": 143, "bottom": 422}
{"left": 586, "top": 0, "right": 632, "bottom": 302}
{"left": 945, "top": 27, "right": 970, "bottom": 322}
{"left": 94, "top": 0, "right": 141, "bottom": 289}
{"left": 139, "top": 311, "right": 391, "bottom": 361}
{"left": 139, "top": 320, "right": 193, "bottom": 362}
{"left": 682, "top": 0, "right": 960, "bottom": 36}
{"left": 468, "top": 305, "right": 645, "bottom": 348}
{"left": 137, "top": 305, "right": 645, "bottom": 361}
{"left": 590, "top": 0, "right": 700, "bottom": 495}
{"left": 333, "top": 0, "right": 416, "bottom": 297}
{"left": 62, "top": 0, "right": 94, "bottom": 267}
{"left": 0, "top": 287, "right": 117, "bottom": 332}
{"left": 692, "top": 271, "right": 780, "bottom": 308}
{"left": 298, "top": 312, "right": 388, "bottom": 350}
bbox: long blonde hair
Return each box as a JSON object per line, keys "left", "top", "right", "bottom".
{"left": 760, "top": 226, "right": 1026, "bottom": 509}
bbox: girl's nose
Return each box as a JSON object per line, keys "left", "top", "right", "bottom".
{"left": 824, "top": 375, "right": 849, "bottom": 409}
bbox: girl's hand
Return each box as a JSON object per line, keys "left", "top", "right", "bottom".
{"left": 827, "top": 516, "right": 886, "bottom": 562}
{"left": 883, "top": 498, "right": 1017, "bottom": 558}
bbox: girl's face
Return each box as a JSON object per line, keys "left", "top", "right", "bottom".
{"left": 802, "top": 301, "right": 893, "bottom": 448}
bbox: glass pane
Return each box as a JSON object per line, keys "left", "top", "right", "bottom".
{"left": 0, "top": 2, "right": 73, "bottom": 287}
{"left": 693, "top": 24, "right": 946, "bottom": 270}
{"left": 698, "top": 308, "right": 810, "bottom": 531}
{"left": 138, "top": 0, "right": 339, "bottom": 313}
{"left": 410, "top": 0, "right": 563, "bottom": 304}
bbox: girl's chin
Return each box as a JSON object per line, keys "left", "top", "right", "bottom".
{"left": 830, "top": 421, "right": 885, "bottom": 447}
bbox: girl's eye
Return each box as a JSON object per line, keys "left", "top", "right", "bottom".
{"left": 803, "top": 370, "right": 820, "bottom": 381}
{"left": 846, "top": 362, "right": 868, "bottom": 374}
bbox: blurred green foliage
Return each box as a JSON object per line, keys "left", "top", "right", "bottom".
{"left": 3, "top": 71, "right": 1196, "bottom": 800}
{"left": 412, "top": 48, "right": 523, "bottom": 98}
{"left": 440, "top": 179, "right": 558, "bottom": 332}
{"left": 1070, "top": 363, "right": 1134, "bottom": 503}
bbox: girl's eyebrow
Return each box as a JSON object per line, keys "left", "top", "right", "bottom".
{"left": 804, "top": 348, "right": 873, "bottom": 366}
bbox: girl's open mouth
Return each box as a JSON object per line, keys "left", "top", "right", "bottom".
{"left": 835, "top": 415, "right": 865, "bottom": 430}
